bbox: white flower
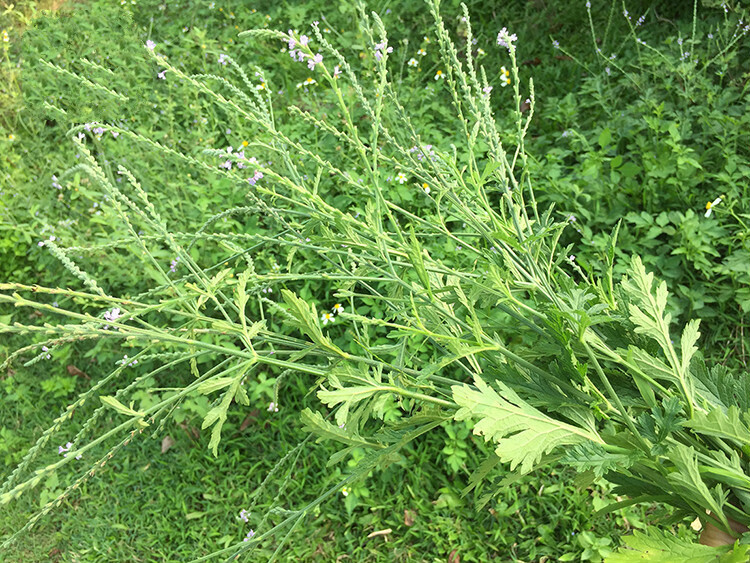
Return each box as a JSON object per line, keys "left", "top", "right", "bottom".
{"left": 422, "top": 183, "right": 430, "bottom": 194}
{"left": 267, "top": 402, "right": 279, "bottom": 412}
{"left": 407, "top": 58, "right": 418, "bottom": 67}
{"left": 705, "top": 197, "right": 722, "bottom": 217}
{"left": 396, "top": 173, "right": 407, "bottom": 184}
{"left": 500, "top": 66, "right": 511, "bottom": 87}
{"left": 434, "top": 70, "right": 444, "bottom": 80}
{"left": 332, "top": 303, "right": 345, "bottom": 314}
{"left": 341, "top": 487, "right": 351, "bottom": 497}
{"left": 321, "top": 312, "right": 335, "bottom": 325}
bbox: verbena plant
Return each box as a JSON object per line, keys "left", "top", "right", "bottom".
{"left": 2, "top": 1, "right": 750, "bottom": 560}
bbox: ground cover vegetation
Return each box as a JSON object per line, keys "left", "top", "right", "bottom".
{"left": 0, "top": 0, "right": 749, "bottom": 561}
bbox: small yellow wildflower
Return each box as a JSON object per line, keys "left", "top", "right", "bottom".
{"left": 422, "top": 183, "right": 430, "bottom": 194}
{"left": 242, "top": 140, "right": 249, "bottom": 147}
{"left": 2, "top": 30, "right": 9, "bottom": 43}
{"left": 500, "top": 66, "right": 511, "bottom": 87}
{"left": 256, "top": 82, "right": 266, "bottom": 90}
{"left": 8, "top": 134, "right": 15, "bottom": 141}
{"left": 434, "top": 70, "right": 444, "bottom": 80}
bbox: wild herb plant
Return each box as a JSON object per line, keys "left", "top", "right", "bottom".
{"left": 2, "top": 1, "right": 750, "bottom": 560}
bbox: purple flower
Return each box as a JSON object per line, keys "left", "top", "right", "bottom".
{"left": 248, "top": 170, "right": 264, "bottom": 186}
{"left": 299, "top": 35, "right": 309, "bottom": 47}
{"left": 220, "top": 160, "right": 232, "bottom": 170}
{"left": 238, "top": 509, "right": 249, "bottom": 523}
{"left": 267, "top": 402, "right": 279, "bottom": 412}
{"left": 307, "top": 53, "right": 323, "bottom": 70}
{"left": 58, "top": 442, "right": 73, "bottom": 455}
{"left": 104, "top": 308, "right": 122, "bottom": 322}
{"left": 496, "top": 27, "right": 517, "bottom": 50}
{"left": 287, "top": 30, "right": 296, "bottom": 50}
{"left": 157, "top": 70, "right": 167, "bottom": 80}
{"left": 170, "top": 257, "right": 180, "bottom": 273}
{"left": 218, "top": 54, "right": 228, "bottom": 66}
{"left": 145, "top": 40, "right": 156, "bottom": 51}
{"left": 552, "top": 39, "right": 560, "bottom": 49}
{"left": 483, "top": 85, "right": 493, "bottom": 94}
{"left": 243, "top": 530, "right": 255, "bottom": 542}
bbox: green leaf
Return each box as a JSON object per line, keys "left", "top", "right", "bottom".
{"left": 667, "top": 445, "right": 728, "bottom": 526}
{"left": 300, "top": 408, "right": 376, "bottom": 448}
{"left": 684, "top": 406, "right": 750, "bottom": 446}
{"left": 680, "top": 319, "right": 701, "bottom": 374}
{"left": 452, "top": 376, "right": 601, "bottom": 473}
{"left": 598, "top": 127, "right": 612, "bottom": 148}
{"left": 605, "top": 528, "right": 742, "bottom": 562}
{"left": 100, "top": 396, "right": 144, "bottom": 418}
{"left": 201, "top": 376, "right": 243, "bottom": 457}
{"left": 197, "top": 377, "right": 236, "bottom": 395}
{"left": 561, "top": 443, "right": 640, "bottom": 478}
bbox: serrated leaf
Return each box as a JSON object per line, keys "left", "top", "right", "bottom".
{"left": 680, "top": 319, "right": 701, "bottom": 374}
{"left": 300, "top": 408, "right": 375, "bottom": 448}
{"left": 452, "top": 376, "right": 601, "bottom": 473}
{"left": 201, "top": 377, "right": 243, "bottom": 457}
{"left": 667, "top": 445, "right": 728, "bottom": 526}
{"left": 100, "top": 395, "right": 144, "bottom": 418}
{"left": 197, "top": 377, "right": 236, "bottom": 395}
{"left": 684, "top": 406, "right": 750, "bottom": 446}
{"left": 606, "top": 528, "right": 741, "bottom": 562}
{"left": 561, "top": 443, "right": 641, "bottom": 478}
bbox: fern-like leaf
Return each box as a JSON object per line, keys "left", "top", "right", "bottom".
{"left": 452, "top": 376, "right": 602, "bottom": 473}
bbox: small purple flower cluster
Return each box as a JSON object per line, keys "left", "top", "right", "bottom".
{"left": 119, "top": 354, "right": 138, "bottom": 367}
{"left": 267, "top": 402, "right": 279, "bottom": 412}
{"left": 248, "top": 170, "right": 264, "bottom": 186}
{"left": 104, "top": 308, "right": 122, "bottom": 323}
{"left": 170, "top": 256, "right": 180, "bottom": 273}
{"left": 37, "top": 235, "right": 56, "bottom": 247}
{"left": 52, "top": 175, "right": 62, "bottom": 190}
{"left": 496, "top": 27, "right": 517, "bottom": 51}
{"left": 374, "top": 41, "right": 393, "bottom": 61}
{"left": 287, "top": 30, "right": 323, "bottom": 70}
{"left": 41, "top": 345, "right": 51, "bottom": 360}
{"left": 58, "top": 442, "right": 82, "bottom": 459}
{"left": 238, "top": 509, "right": 250, "bottom": 522}
{"left": 218, "top": 53, "right": 228, "bottom": 66}
{"left": 409, "top": 144, "right": 437, "bottom": 162}
{"left": 243, "top": 530, "right": 256, "bottom": 542}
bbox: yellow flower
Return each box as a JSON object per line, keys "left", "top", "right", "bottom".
{"left": 500, "top": 66, "right": 511, "bottom": 87}
{"left": 242, "top": 140, "right": 249, "bottom": 147}
{"left": 8, "top": 134, "right": 15, "bottom": 141}
{"left": 422, "top": 183, "right": 430, "bottom": 194}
